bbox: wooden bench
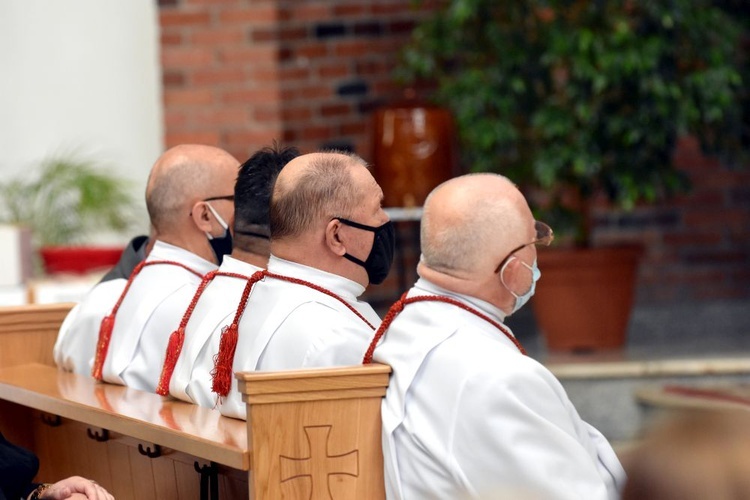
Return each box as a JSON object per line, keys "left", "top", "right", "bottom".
{"left": 0, "top": 303, "right": 389, "bottom": 499}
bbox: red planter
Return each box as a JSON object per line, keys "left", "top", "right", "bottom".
{"left": 40, "top": 246, "right": 124, "bottom": 275}
{"left": 533, "top": 246, "right": 642, "bottom": 351}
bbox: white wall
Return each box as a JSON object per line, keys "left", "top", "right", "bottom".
{"left": 0, "top": 0, "right": 163, "bottom": 240}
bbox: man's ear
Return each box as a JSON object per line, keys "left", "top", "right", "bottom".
{"left": 325, "top": 219, "right": 347, "bottom": 256}
{"left": 190, "top": 201, "right": 212, "bottom": 233}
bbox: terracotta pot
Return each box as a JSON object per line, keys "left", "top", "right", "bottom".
{"left": 532, "top": 246, "right": 642, "bottom": 351}
{"left": 372, "top": 97, "right": 457, "bottom": 207}
{"left": 40, "top": 246, "right": 124, "bottom": 275}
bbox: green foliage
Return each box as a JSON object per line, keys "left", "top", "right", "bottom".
{"left": 398, "top": 0, "right": 745, "bottom": 242}
{"left": 0, "top": 157, "right": 136, "bottom": 246}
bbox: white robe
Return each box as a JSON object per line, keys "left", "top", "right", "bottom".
{"left": 216, "top": 255, "right": 381, "bottom": 419}
{"left": 373, "top": 278, "right": 626, "bottom": 500}
{"left": 101, "top": 240, "right": 216, "bottom": 392}
{"left": 168, "top": 255, "right": 262, "bottom": 408}
{"left": 54, "top": 278, "right": 127, "bottom": 375}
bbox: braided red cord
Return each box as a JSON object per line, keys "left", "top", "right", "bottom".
{"left": 210, "top": 269, "right": 377, "bottom": 398}
{"left": 92, "top": 259, "right": 205, "bottom": 381}
{"left": 156, "top": 270, "right": 256, "bottom": 395}
{"left": 265, "top": 271, "right": 376, "bottom": 330}
{"left": 362, "top": 294, "right": 526, "bottom": 364}
{"left": 211, "top": 270, "right": 266, "bottom": 398}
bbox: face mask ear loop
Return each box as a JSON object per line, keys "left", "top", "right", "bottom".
{"left": 204, "top": 202, "right": 229, "bottom": 238}
{"left": 500, "top": 255, "right": 535, "bottom": 299}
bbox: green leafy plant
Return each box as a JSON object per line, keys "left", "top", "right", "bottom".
{"left": 0, "top": 157, "right": 136, "bottom": 246}
{"left": 398, "top": 0, "right": 746, "bottom": 243}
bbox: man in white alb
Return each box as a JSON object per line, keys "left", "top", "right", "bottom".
{"left": 54, "top": 144, "right": 238, "bottom": 392}
{"left": 156, "top": 144, "right": 299, "bottom": 405}
{"left": 367, "top": 174, "right": 626, "bottom": 499}
{"left": 209, "top": 151, "right": 394, "bottom": 419}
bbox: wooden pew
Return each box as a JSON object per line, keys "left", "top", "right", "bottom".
{"left": 0, "top": 304, "right": 389, "bottom": 499}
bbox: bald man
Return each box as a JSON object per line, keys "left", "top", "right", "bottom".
{"left": 368, "top": 174, "right": 625, "bottom": 499}
{"left": 206, "top": 151, "right": 394, "bottom": 419}
{"left": 54, "top": 145, "right": 238, "bottom": 391}
{"left": 159, "top": 144, "right": 299, "bottom": 406}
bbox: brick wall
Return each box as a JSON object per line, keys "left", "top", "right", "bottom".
{"left": 157, "top": 0, "right": 749, "bottom": 306}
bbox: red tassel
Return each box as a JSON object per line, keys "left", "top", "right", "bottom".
{"left": 211, "top": 323, "right": 238, "bottom": 398}
{"left": 156, "top": 327, "right": 185, "bottom": 396}
{"left": 92, "top": 314, "right": 114, "bottom": 380}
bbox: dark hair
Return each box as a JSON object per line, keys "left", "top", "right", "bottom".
{"left": 234, "top": 144, "right": 299, "bottom": 251}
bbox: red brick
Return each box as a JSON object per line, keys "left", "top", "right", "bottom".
{"left": 290, "top": 4, "right": 331, "bottom": 21}
{"left": 372, "top": 3, "right": 410, "bottom": 15}
{"left": 162, "top": 70, "right": 186, "bottom": 87}
{"left": 299, "top": 85, "right": 332, "bottom": 99}
{"left": 191, "top": 27, "right": 245, "bottom": 45}
{"left": 294, "top": 43, "right": 328, "bottom": 59}
{"left": 249, "top": 67, "right": 281, "bottom": 84}
{"left": 320, "top": 103, "right": 351, "bottom": 117}
{"left": 663, "top": 231, "right": 724, "bottom": 246}
{"left": 161, "top": 31, "right": 183, "bottom": 46}
{"left": 318, "top": 64, "right": 350, "bottom": 79}
{"left": 299, "top": 125, "right": 334, "bottom": 141}
{"left": 334, "top": 41, "right": 371, "bottom": 58}
{"left": 190, "top": 108, "right": 249, "bottom": 127}
{"left": 162, "top": 47, "right": 215, "bottom": 68}
{"left": 333, "top": 4, "right": 370, "bottom": 16}
{"left": 185, "top": 0, "right": 241, "bottom": 5}
{"left": 165, "top": 131, "right": 222, "bottom": 147}
{"left": 219, "top": 6, "right": 279, "bottom": 24}
{"left": 222, "top": 88, "right": 281, "bottom": 105}
{"left": 280, "top": 66, "right": 310, "bottom": 80}
{"left": 164, "top": 110, "right": 189, "bottom": 129}
{"left": 253, "top": 105, "right": 282, "bottom": 123}
{"left": 164, "top": 89, "right": 215, "bottom": 106}
{"left": 340, "top": 121, "right": 367, "bottom": 135}
{"left": 281, "top": 106, "right": 313, "bottom": 121}
{"left": 160, "top": 10, "right": 212, "bottom": 28}
{"left": 224, "top": 130, "right": 284, "bottom": 146}
{"left": 191, "top": 68, "right": 246, "bottom": 86}
{"left": 279, "top": 26, "right": 310, "bottom": 42}
{"left": 219, "top": 46, "right": 278, "bottom": 65}
{"left": 251, "top": 28, "right": 278, "bottom": 43}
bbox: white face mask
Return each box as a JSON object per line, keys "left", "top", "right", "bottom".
{"left": 501, "top": 257, "right": 541, "bottom": 314}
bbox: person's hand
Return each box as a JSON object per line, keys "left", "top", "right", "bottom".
{"left": 40, "top": 476, "right": 114, "bottom": 500}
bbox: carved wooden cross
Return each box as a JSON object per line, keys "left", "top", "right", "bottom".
{"left": 280, "top": 425, "right": 359, "bottom": 500}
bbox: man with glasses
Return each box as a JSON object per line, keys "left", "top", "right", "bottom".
{"left": 366, "top": 173, "right": 624, "bottom": 499}
{"left": 54, "top": 144, "right": 238, "bottom": 392}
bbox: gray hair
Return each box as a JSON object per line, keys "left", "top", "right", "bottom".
{"left": 420, "top": 173, "right": 522, "bottom": 273}
{"left": 270, "top": 152, "right": 368, "bottom": 239}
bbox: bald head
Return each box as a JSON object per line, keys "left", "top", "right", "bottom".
{"left": 145, "top": 144, "right": 239, "bottom": 233}
{"left": 270, "top": 151, "right": 369, "bottom": 240}
{"left": 421, "top": 173, "right": 532, "bottom": 274}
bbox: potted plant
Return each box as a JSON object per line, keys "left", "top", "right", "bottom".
{"left": 397, "top": 0, "right": 746, "bottom": 349}
{"left": 0, "top": 156, "right": 137, "bottom": 274}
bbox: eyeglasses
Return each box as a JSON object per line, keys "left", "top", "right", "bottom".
{"left": 494, "top": 220, "right": 554, "bottom": 274}
{"left": 204, "top": 195, "right": 234, "bottom": 202}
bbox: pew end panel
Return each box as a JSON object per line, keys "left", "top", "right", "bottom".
{"left": 238, "top": 364, "right": 391, "bottom": 500}
{"left": 0, "top": 303, "right": 73, "bottom": 368}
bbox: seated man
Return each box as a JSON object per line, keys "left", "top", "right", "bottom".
{"left": 366, "top": 174, "right": 625, "bottom": 499}
{"left": 54, "top": 145, "right": 238, "bottom": 392}
{"left": 209, "top": 151, "right": 394, "bottom": 419}
{"left": 155, "top": 144, "right": 299, "bottom": 404}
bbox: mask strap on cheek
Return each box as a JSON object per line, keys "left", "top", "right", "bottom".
{"left": 204, "top": 202, "right": 229, "bottom": 235}
{"left": 500, "top": 256, "right": 534, "bottom": 299}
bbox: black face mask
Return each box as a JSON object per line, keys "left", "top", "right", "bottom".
{"left": 205, "top": 202, "right": 233, "bottom": 265}
{"left": 207, "top": 229, "right": 232, "bottom": 265}
{"left": 337, "top": 218, "right": 395, "bottom": 285}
